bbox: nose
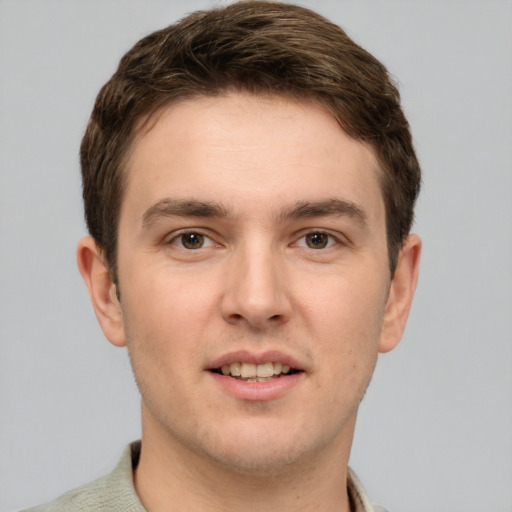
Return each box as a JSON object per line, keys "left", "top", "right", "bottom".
{"left": 220, "top": 243, "right": 292, "bottom": 330}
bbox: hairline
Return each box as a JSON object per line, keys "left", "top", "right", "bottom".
{"left": 105, "top": 89, "right": 394, "bottom": 283}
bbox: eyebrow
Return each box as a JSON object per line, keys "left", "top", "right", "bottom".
{"left": 141, "top": 197, "right": 367, "bottom": 228}
{"left": 142, "top": 199, "right": 229, "bottom": 227}
{"left": 278, "top": 198, "right": 367, "bottom": 225}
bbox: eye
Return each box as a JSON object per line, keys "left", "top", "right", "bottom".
{"left": 296, "top": 231, "right": 337, "bottom": 249}
{"left": 170, "top": 231, "right": 216, "bottom": 250}
{"left": 306, "top": 233, "right": 329, "bottom": 249}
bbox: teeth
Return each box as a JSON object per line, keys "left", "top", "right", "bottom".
{"left": 230, "top": 362, "right": 242, "bottom": 377}
{"left": 256, "top": 362, "right": 274, "bottom": 378}
{"left": 240, "top": 363, "right": 256, "bottom": 378}
{"left": 218, "top": 361, "right": 295, "bottom": 380}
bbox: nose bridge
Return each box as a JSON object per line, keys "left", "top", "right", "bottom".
{"left": 221, "top": 235, "right": 290, "bottom": 328}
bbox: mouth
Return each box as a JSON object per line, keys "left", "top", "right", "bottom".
{"left": 210, "top": 361, "right": 302, "bottom": 382}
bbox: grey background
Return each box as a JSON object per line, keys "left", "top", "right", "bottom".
{"left": 1, "top": 1, "right": 511, "bottom": 511}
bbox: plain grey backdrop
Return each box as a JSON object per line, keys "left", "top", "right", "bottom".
{"left": 1, "top": 1, "right": 511, "bottom": 511}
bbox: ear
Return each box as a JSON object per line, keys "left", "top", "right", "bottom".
{"left": 378, "top": 234, "right": 421, "bottom": 353}
{"left": 76, "top": 236, "right": 126, "bottom": 347}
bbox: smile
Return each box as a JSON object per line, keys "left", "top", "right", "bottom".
{"left": 211, "top": 361, "right": 300, "bottom": 382}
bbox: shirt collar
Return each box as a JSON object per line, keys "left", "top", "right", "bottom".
{"left": 347, "top": 467, "right": 389, "bottom": 512}
{"left": 115, "top": 441, "right": 388, "bottom": 512}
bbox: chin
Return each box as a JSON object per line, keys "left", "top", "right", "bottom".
{"left": 191, "top": 418, "right": 340, "bottom": 476}
{"left": 205, "top": 441, "right": 310, "bottom": 476}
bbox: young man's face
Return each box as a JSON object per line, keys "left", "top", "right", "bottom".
{"left": 81, "top": 92, "right": 419, "bottom": 473}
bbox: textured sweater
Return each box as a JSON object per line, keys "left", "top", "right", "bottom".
{"left": 23, "top": 441, "right": 388, "bottom": 512}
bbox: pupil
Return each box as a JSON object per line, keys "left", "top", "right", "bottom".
{"left": 182, "top": 233, "right": 204, "bottom": 249}
{"left": 307, "top": 233, "right": 327, "bottom": 249}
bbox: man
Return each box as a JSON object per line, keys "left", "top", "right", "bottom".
{"left": 26, "top": 1, "right": 421, "bottom": 511}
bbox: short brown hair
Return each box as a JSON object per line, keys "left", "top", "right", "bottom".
{"left": 80, "top": 0, "right": 421, "bottom": 278}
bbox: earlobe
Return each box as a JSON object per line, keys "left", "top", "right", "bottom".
{"left": 378, "top": 234, "right": 422, "bottom": 353}
{"left": 76, "top": 236, "right": 126, "bottom": 347}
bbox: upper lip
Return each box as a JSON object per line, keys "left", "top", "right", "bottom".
{"left": 208, "top": 349, "right": 305, "bottom": 371}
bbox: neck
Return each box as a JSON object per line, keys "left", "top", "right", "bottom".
{"left": 134, "top": 412, "right": 356, "bottom": 512}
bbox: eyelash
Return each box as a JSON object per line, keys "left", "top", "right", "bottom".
{"left": 167, "top": 230, "right": 217, "bottom": 250}
{"left": 293, "top": 231, "right": 340, "bottom": 250}
{"left": 166, "top": 229, "right": 342, "bottom": 251}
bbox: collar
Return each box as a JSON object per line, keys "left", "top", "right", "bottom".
{"left": 347, "top": 467, "right": 389, "bottom": 512}
{"left": 114, "top": 441, "right": 388, "bottom": 512}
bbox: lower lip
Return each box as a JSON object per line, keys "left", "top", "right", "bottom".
{"left": 208, "top": 371, "right": 304, "bottom": 401}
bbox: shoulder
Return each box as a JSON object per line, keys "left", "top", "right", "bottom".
{"left": 21, "top": 473, "right": 113, "bottom": 512}
{"left": 20, "top": 442, "right": 144, "bottom": 512}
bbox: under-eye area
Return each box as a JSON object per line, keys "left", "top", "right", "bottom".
{"left": 210, "top": 362, "right": 302, "bottom": 382}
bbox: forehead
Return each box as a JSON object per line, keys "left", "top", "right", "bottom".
{"left": 122, "top": 92, "right": 384, "bottom": 224}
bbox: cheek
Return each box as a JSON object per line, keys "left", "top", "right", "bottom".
{"left": 119, "top": 266, "right": 215, "bottom": 375}
{"left": 305, "top": 271, "right": 387, "bottom": 335}
{"left": 122, "top": 259, "right": 216, "bottom": 322}
{"left": 301, "top": 269, "right": 388, "bottom": 375}
{"left": 120, "top": 285, "right": 206, "bottom": 424}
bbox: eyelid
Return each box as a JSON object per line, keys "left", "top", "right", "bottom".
{"left": 165, "top": 229, "right": 219, "bottom": 248}
{"left": 292, "top": 229, "right": 346, "bottom": 249}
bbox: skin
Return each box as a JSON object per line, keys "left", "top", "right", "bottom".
{"left": 78, "top": 92, "right": 421, "bottom": 511}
